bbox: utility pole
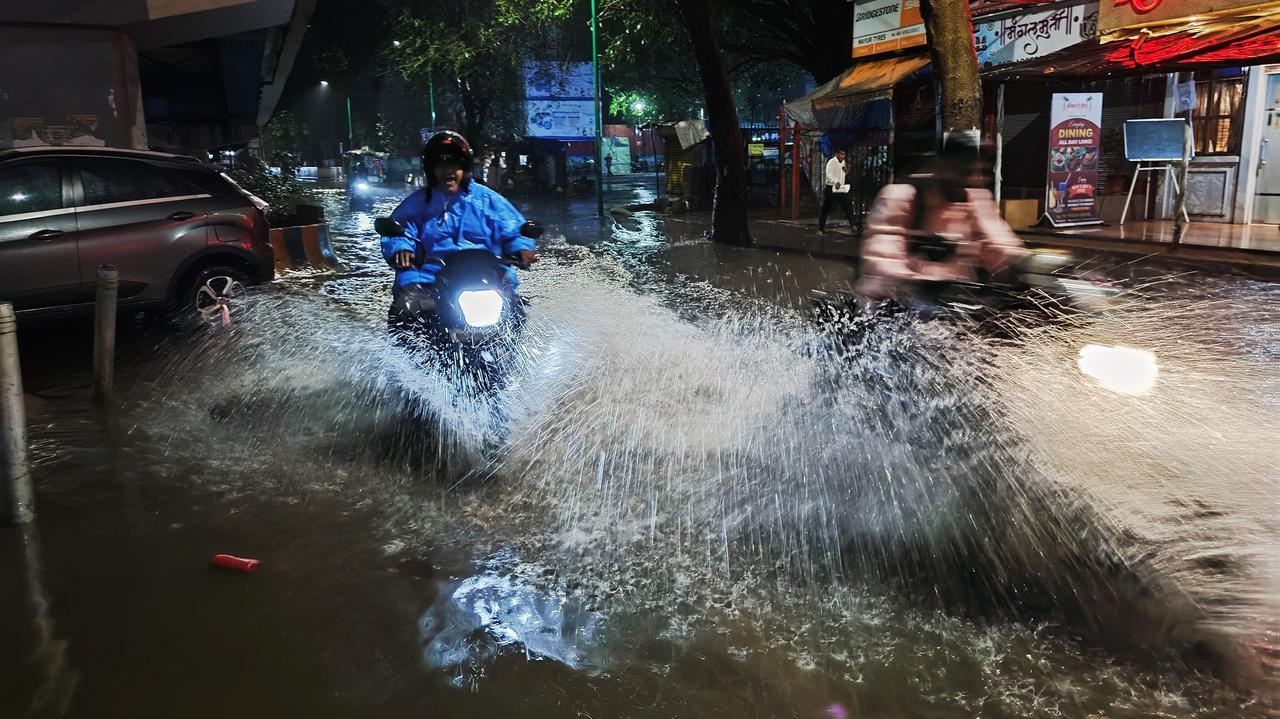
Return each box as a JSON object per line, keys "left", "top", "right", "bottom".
{"left": 428, "top": 72, "right": 437, "bottom": 130}
{"left": 591, "top": 0, "right": 604, "bottom": 217}
{"left": 346, "top": 95, "right": 354, "bottom": 150}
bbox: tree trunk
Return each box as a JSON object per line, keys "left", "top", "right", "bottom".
{"left": 457, "top": 76, "right": 487, "bottom": 150}
{"left": 676, "top": 0, "right": 752, "bottom": 246}
{"left": 921, "top": 0, "right": 982, "bottom": 139}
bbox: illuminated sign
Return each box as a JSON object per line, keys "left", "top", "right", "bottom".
{"left": 1114, "top": 0, "right": 1163, "bottom": 13}
{"left": 1101, "top": 0, "right": 1262, "bottom": 32}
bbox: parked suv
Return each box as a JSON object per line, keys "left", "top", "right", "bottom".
{"left": 0, "top": 146, "right": 274, "bottom": 321}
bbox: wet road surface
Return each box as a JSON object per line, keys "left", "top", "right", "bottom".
{"left": 3, "top": 176, "right": 1277, "bottom": 718}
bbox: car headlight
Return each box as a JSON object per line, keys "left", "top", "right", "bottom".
{"left": 457, "top": 290, "right": 504, "bottom": 328}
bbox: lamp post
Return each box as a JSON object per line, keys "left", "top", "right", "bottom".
{"left": 429, "top": 73, "right": 436, "bottom": 130}
{"left": 346, "top": 95, "right": 354, "bottom": 150}
{"left": 319, "top": 80, "right": 353, "bottom": 154}
{"left": 591, "top": 0, "right": 604, "bottom": 217}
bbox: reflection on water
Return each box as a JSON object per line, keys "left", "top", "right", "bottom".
{"left": 420, "top": 552, "right": 605, "bottom": 686}
{"left": 17, "top": 520, "right": 79, "bottom": 718}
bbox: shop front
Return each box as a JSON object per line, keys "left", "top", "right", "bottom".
{"left": 987, "top": 0, "right": 1280, "bottom": 225}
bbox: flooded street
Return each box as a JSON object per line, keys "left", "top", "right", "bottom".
{"left": 3, "top": 178, "right": 1278, "bottom": 718}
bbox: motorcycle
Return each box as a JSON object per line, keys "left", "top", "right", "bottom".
{"left": 809, "top": 238, "right": 1158, "bottom": 396}
{"left": 349, "top": 173, "right": 376, "bottom": 207}
{"left": 810, "top": 237, "right": 1118, "bottom": 338}
{"left": 376, "top": 216, "right": 542, "bottom": 390}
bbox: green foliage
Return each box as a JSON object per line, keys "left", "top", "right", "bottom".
{"left": 261, "top": 111, "right": 306, "bottom": 160}
{"left": 388, "top": 0, "right": 583, "bottom": 144}
{"left": 313, "top": 47, "right": 353, "bottom": 76}
{"left": 598, "top": 0, "right": 703, "bottom": 120}
{"left": 227, "top": 159, "right": 313, "bottom": 227}
{"left": 597, "top": 0, "right": 809, "bottom": 124}
{"left": 608, "top": 90, "right": 657, "bottom": 124}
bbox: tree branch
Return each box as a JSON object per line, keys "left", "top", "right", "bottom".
{"left": 721, "top": 42, "right": 810, "bottom": 73}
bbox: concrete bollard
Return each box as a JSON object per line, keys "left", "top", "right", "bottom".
{"left": 93, "top": 265, "right": 119, "bottom": 405}
{"left": 0, "top": 302, "right": 34, "bottom": 525}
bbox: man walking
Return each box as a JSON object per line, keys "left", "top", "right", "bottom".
{"left": 819, "top": 148, "right": 858, "bottom": 234}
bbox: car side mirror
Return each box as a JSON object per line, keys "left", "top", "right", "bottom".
{"left": 519, "top": 221, "right": 544, "bottom": 239}
{"left": 375, "top": 217, "right": 404, "bottom": 237}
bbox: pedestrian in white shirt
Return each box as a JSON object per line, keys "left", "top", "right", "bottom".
{"left": 819, "top": 148, "right": 858, "bottom": 234}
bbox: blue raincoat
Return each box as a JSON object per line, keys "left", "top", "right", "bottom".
{"left": 381, "top": 182, "right": 535, "bottom": 288}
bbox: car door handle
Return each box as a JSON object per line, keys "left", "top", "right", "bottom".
{"left": 29, "top": 229, "right": 65, "bottom": 241}
{"left": 168, "top": 211, "right": 197, "bottom": 221}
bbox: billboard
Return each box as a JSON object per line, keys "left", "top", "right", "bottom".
{"left": 525, "top": 61, "right": 594, "bottom": 100}
{"left": 526, "top": 100, "right": 596, "bottom": 141}
{"left": 852, "top": 0, "right": 926, "bottom": 58}
{"left": 525, "top": 61, "right": 595, "bottom": 140}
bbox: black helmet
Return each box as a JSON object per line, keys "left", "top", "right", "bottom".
{"left": 420, "top": 131, "right": 474, "bottom": 186}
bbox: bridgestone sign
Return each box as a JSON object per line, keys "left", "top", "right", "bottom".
{"left": 852, "top": 0, "right": 926, "bottom": 58}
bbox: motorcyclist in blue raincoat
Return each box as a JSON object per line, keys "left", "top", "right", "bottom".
{"left": 382, "top": 131, "right": 539, "bottom": 332}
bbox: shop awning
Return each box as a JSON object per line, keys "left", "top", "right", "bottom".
{"left": 985, "top": 4, "right": 1280, "bottom": 78}
{"left": 785, "top": 54, "right": 929, "bottom": 128}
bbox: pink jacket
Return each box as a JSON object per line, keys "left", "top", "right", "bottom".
{"left": 857, "top": 184, "right": 1025, "bottom": 301}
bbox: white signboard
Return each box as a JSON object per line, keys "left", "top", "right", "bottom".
{"left": 524, "top": 61, "right": 595, "bottom": 140}
{"left": 524, "top": 61, "right": 593, "bottom": 100}
{"left": 526, "top": 99, "right": 595, "bottom": 140}
{"left": 974, "top": 2, "right": 1098, "bottom": 67}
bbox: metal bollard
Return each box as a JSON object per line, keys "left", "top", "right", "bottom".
{"left": 93, "top": 265, "right": 119, "bottom": 405}
{"left": 0, "top": 302, "right": 34, "bottom": 525}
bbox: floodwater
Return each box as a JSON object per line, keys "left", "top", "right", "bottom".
{"left": 3, "top": 176, "right": 1277, "bottom": 718}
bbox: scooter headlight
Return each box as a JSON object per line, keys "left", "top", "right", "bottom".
{"left": 1077, "top": 344, "right": 1158, "bottom": 395}
{"left": 355, "top": 181, "right": 370, "bottom": 192}
{"left": 457, "top": 290, "right": 504, "bottom": 328}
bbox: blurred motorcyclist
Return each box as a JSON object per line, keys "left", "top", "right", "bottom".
{"left": 381, "top": 131, "right": 539, "bottom": 333}
{"left": 857, "top": 136, "right": 1025, "bottom": 308}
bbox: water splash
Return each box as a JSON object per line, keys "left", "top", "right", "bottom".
{"left": 116, "top": 238, "right": 1278, "bottom": 710}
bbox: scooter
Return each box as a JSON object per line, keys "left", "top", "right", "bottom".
{"left": 349, "top": 173, "right": 376, "bottom": 207}
{"left": 809, "top": 239, "right": 1159, "bottom": 396}
{"left": 376, "top": 217, "right": 542, "bottom": 390}
{"left": 810, "top": 238, "right": 1118, "bottom": 338}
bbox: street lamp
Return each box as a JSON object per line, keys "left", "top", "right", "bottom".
{"left": 392, "top": 40, "right": 401, "bottom": 47}
{"left": 632, "top": 100, "right": 646, "bottom": 114}
{"left": 317, "top": 80, "right": 352, "bottom": 154}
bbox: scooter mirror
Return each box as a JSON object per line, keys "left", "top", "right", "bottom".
{"left": 375, "top": 217, "right": 405, "bottom": 237}
{"left": 519, "top": 221, "right": 544, "bottom": 239}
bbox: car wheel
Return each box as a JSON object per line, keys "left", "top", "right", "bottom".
{"left": 185, "top": 265, "right": 250, "bottom": 326}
